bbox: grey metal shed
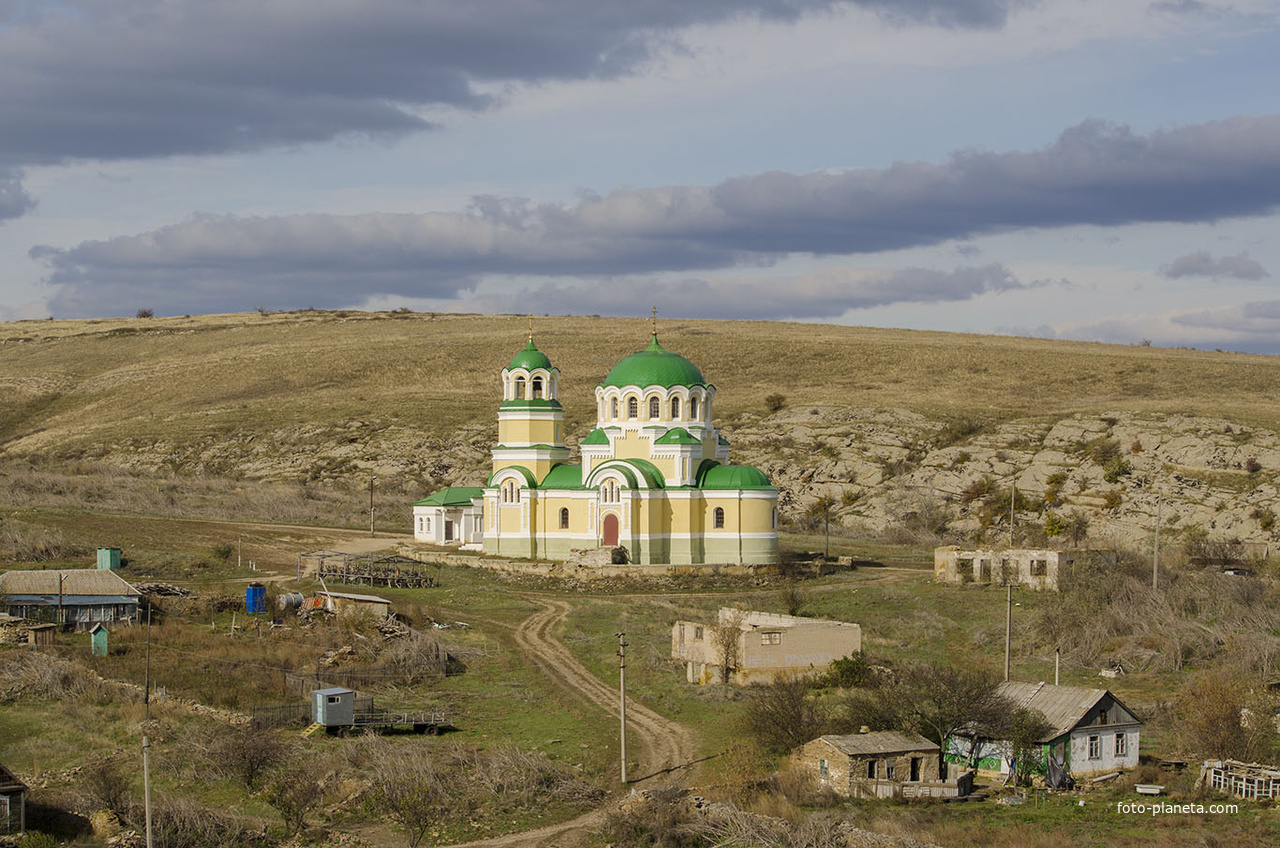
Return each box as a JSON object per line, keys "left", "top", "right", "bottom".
{"left": 311, "top": 687, "right": 355, "bottom": 727}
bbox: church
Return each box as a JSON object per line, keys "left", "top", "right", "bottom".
{"left": 412, "top": 329, "right": 779, "bottom": 565}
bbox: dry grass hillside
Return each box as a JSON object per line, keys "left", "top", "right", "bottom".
{"left": 3, "top": 309, "right": 1280, "bottom": 545}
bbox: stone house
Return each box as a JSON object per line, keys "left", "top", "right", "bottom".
{"left": 671, "top": 608, "right": 862, "bottom": 685}
{"left": 947, "top": 681, "right": 1141, "bottom": 780}
{"left": 933, "top": 546, "right": 1116, "bottom": 591}
{"left": 0, "top": 569, "right": 141, "bottom": 630}
{"left": 792, "top": 732, "right": 973, "bottom": 800}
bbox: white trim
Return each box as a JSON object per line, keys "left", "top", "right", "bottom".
{"left": 491, "top": 448, "right": 570, "bottom": 460}
{"left": 497, "top": 409, "right": 563, "bottom": 421}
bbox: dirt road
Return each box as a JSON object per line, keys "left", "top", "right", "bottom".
{"left": 446, "top": 598, "right": 699, "bottom": 848}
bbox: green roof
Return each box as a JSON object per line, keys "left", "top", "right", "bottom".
{"left": 601, "top": 334, "right": 707, "bottom": 389}
{"left": 413, "top": 486, "right": 485, "bottom": 507}
{"left": 507, "top": 339, "right": 552, "bottom": 372}
{"left": 580, "top": 428, "right": 610, "bottom": 445}
{"left": 696, "top": 462, "right": 774, "bottom": 490}
{"left": 540, "top": 464, "right": 585, "bottom": 490}
{"left": 654, "top": 427, "right": 700, "bottom": 445}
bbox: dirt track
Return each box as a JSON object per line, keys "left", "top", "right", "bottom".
{"left": 446, "top": 598, "right": 699, "bottom": 848}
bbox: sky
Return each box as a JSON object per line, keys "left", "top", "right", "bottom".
{"left": 3, "top": 1, "right": 1280, "bottom": 352}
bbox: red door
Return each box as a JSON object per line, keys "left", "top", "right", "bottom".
{"left": 602, "top": 513, "right": 619, "bottom": 547}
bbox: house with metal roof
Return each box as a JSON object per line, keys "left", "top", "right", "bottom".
{"left": 0, "top": 569, "right": 141, "bottom": 631}
{"left": 947, "top": 681, "right": 1141, "bottom": 780}
{"left": 411, "top": 325, "right": 778, "bottom": 565}
{"left": 793, "top": 732, "right": 974, "bottom": 800}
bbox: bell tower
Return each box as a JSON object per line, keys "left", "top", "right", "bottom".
{"left": 492, "top": 330, "right": 568, "bottom": 483}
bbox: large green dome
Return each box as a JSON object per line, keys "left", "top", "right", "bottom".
{"left": 602, "top": 335, "right": 706, "bottom": 388}
{"left": 507, "top": 339, "right": 552, "bottom": 371}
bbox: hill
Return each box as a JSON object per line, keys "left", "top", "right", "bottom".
{"left": 3, "top": 309, "right": 1280, "bottom": 549}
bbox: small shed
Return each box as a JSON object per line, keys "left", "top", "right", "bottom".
{"left": 89, "top": 623, "right": 109, "bottom": 656}
{"left": 311, "top": 687, "right": 356, "bottom": 727}
{"left": 793, "top": 732, "right": 970, "bottom": 799}
{"left": 96, "top": 547, "right": 122, "bottom": 571}
{"left": 0, "top": 760, "right": 27, "bottom": 836}
{"left": 319, "top": 591, "right": 391, "bottom": 620}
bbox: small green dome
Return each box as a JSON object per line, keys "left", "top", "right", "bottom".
{"left": 508, "top": 339, "right": 552, "bottom": 372}
{"left": 697, "top": 462, "right": 774, "bottom": 490}
{"left": 602, "top": 335, "right": 706, "bottom": 389}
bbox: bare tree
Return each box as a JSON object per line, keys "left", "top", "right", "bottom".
{"left": 741, "top": 675, "right": 830, "bottom": 755}
{"left": 712, "top": 609, "right": 745, "bottom": 684}
{"left": 208, "top": 724, "right": 293, "bottom": 789}
{"left": 263, "top": 762, "right": 327, "bottom": 838}
{"left": 367, "top": 754, "right": 452, "bottom": 848}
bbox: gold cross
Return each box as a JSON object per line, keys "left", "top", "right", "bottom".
{"left": 651, "top": 306, "right": 658, "bottom": 336}
{"left": 528, "top": 313, "right": 533, "bottom": 342}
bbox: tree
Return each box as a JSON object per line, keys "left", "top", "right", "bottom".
{"left": 135, "top": 308, "right": 154, "bottom": 318}
{"left": 741, "top": 675, "right": 830, "bottom": 755}
{"left": 712, "top": 609, "right": 745, "bottom": 684}
{"left": 209, "top": 724, "right": 292, "bottom": 789}
{"left": 263, "top": 763, "right": 326, "bottom": 838}
{"left": 821, "top": 653, "right": 877, "bottom": 689}
{"left": 367, "top": 755, "right": 451, "bottom": 848}
{"left": 1175, "top": 666, "right": 1279, "bottom": 761}
{"left": 778, "top": 579, "right": 809, "bottom": 617}
{"left": 842, "top": 664, "right": 1014, "bottom": 774}
{"left": 1004, "top": 707, "right": 1053, "bottom": 786}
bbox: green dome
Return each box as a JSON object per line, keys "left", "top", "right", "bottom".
{"left": 696, "top": 462, "right": 774, "bottom": 490}
{"left": 507, "top": 339, "right": 552, "bottom": 371}
{"left": 602, "top": 335, "right": 706, "bottom": 389}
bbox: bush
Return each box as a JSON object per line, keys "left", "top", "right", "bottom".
{"left": 135, "top": 308, "right": 154, "bottom": 319}
{"left": 1084, "top": 436, "right": 1122, "bottom": 466}
{"left": 1102, "top": 489, "right": 1123, "bottom": 510}
{"left": 1044, "top": 513, "right": 1067, "bottom": 538}
{"left": 821, "top": 653, "right": 877, "bottom": 689}
{"left": 763, "top": 394, "right": 787, "bottom": 413}
{"left": 960, "top": 477, "right": 994, "bottom": 504}
{"left": 1246, "top": 457, "right": 1263, "bottom": 474}
{"left": 741, "top": 676, "right": 830, "bottom": 756}
{"left": 1102, "top": 458, "right": 1132, "bottom": 483}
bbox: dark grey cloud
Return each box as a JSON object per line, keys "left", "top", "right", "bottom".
{"left": 471, "top": 264, "right": 1029, "bottom": 320}
{"left": 0, "top": 168, "right": 35, "bottom": 220}
{"left": 1159, "top": 250, "right": 1269, "bottom": 280}
{"left": 34, "top": 114, "right": 1280, "bottom": 316}
{"left": 0, "top": 1, "right": 1023, "bottom": 217}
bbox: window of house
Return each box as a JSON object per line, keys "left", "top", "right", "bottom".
{"left": 818, "top": 758, "right": 829, "bottom": 777}
{"left": 611, "top": 397, "right": 619, "bottom": 419}
{"left": 714, "top": 507, "right": 725, "bottom": 529}
{"left": 761, "top": 631, "right": 781, "bottom": 646}
{"left": 866, "top": 760, "right": 876, "bottom": 779}
{"left": 1088, "top": 735, "right": 1101, "bottom": 759}
{"left": 327, "top": 695, "right": 341, "bottom": 705}
{"left": 532, "top": 377, "right": 543, "bottom": 398}
{"left": 885, "top": 763, "right": 896, "bottom": 780}
{"left": 690, "top": 396, "right": 700, "bottom": 420}
{"left": 600, "top": 479, "right": 620, "bottom": 504}
{"left": 1114, "top": 732, "right": 1126, "bottom": 757}
{"left": 910, "top": 757, "right": 921, "bottom": 782}
{"left": 649, "top": 396, "right": 660, "bottom": 419}
{"left": 425, "top": 517, "right": 431, "bottom": 532}
{"left": 1031, "top": 559, "right": 1047, "bottom": 576}
{"left": 559, "top": 507, "right": 569, "bottom": 529}
{"left": 627, "top": 397, "right": 638, "bottom": 419}
{"left": 694, "top": 626, "right": 703, "bottom": 640}
{"left": 670, "top": 397, "right": 681, "bottom": 418}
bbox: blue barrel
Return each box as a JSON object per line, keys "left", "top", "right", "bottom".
{"left": 246, "top": 583, "right": 266, "bottom": 614}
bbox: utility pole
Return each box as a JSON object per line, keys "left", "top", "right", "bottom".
{"left": 144, "top": 607, "right": 152, "bottom": 720}
{"left": 824, "top": 498, "right": 830, "bottom": 560}
{"left": 369, "top": 475, "right": 377, "bottom": 537}
{"left": 617, "top": 632, "right": 628, "bottom": 785}
{"left": 1009, "top": 479, "right": 1016, "bottom": 549}
{"left": 1004, "top": 583, "right": 1012, "bottom": 683}
{"left": 142, "top": 736, "right": 154, "bottom": 848}
{"left": 1152, "top": 496, "right": 1161, "bottom": 590}
{"left": 237, "top": 534, "right": 242, "bottom": 571}
{"left": 1054, "top": 647, "right": 1060, "bottom": 686}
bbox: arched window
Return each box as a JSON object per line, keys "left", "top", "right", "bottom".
{"left": 501, "top": 480, "right": 521, "bottom": 504}
{"left": 611, "top": 397, "right": 619, "bottom": 419}
{"left": 559, "top": 507, "right": 570, "bottom": 529}
{"left": 515, "top": 378, "right": 526, "bottom": 399}
{"left": 649, "top": 396, "right": 660, "bottom": 419}
{"left": 599, "top": 479, "right": 620, "bottom": 504}
{"left": 670, "top": 397, "right": 681, "bottom": 419}
{"left": 714, "top": 507, "right": 725, "bottom": 529}
{"left": 627, "top": 397, "right": 638, "bottom": 419}
{"left": 532, "top": 377, "right": 543, "bottom": 399}
{"left": 690, "top": 395, "right": 700, "bottom": 421}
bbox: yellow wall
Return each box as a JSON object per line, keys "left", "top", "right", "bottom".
{"left": 498, "top": 418, "right": 559, "bottom": 445}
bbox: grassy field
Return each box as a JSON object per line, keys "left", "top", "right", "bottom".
{"left": 4, "top": 310, "right": 1280, "bottom": 468}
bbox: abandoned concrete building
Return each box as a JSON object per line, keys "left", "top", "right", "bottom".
{"left": 933, "top": 546, "right": 1116, "bottom": 590}
{"left": 947, "top": 681, "right": 1141, "bottom": 780}
{"left": 792, "top": 732, "right": 974, "bottom": 800}
{"left": 671, "top": 608, "right": 862, "bottom": 685}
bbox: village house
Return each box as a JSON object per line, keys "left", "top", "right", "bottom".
{"left": 934, "top": 546, "right": 1116, "bottom": 590}
{"left": 0, "top": 569, "right": 141, "bottom": 631}
{"left": 671, "top": 608, "right": 862, "bottom": 685}
{"left": 412, "top": 486, "right": 484, "bottom": 547}
{"left": 947, "top": 681, "right": 1141, "bottom": 780}
{"left": 0, "top": 761, "right": 26, "bottom": 836}
{"left": 792, "top": 732, "right": 974, "bottom": 800}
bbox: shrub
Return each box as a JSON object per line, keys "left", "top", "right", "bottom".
{"left": 961, "top": 477, "right": 994, "bottom": 504}
{"left": 821, "top": 653, "right": 877, "bottom": 689}
{"left": 741, "top": 676, "right": 830, "bottom": 756}
{"left": 936, "top": 418, "right": 983, "bottom": 447}
{"left": 763, "top": 393, "right": 787, "bottom": 413}
{"left": 1044, "top": 513, "right": 1067, "bottom": 537}
{"left": 1245, "top": 457, "right": 1263, "bottom": 474}
{"left": 1102, "top": 489, "right": 1123, "bottom": 510}
{"left": 1085, "top": 437, "right": 1122, "bottom": 466}
{"left": 1103, "top": 458, "right": 1132, "bottom": 483}
{"left": 135, "top": 308, "right": 154, "bottom": 319}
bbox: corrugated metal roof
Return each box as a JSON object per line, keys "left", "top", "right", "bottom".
{"left": 0, "top": 569, "right": 140, "bottom": 598}
{"left": 820, "top": 731, "right": 938, "bottom": 756}
{"left": 997, "top": 681, "right": 1113, "bottom": 740}
{"left": 321, "top": 591, "right": 390, "bottom": 604}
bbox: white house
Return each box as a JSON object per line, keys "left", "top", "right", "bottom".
{"left": 412, "top": 486, "right": 484, "bottom": 547}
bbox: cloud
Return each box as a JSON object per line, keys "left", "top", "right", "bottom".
{"left": 1057, "top": 299, "right": 1280, "bottom": 353}
{"left": 1159, "top": 250, "right": 1269, "bottom": 280}
{"left": 465, "top": 264, "right": 1030, "bottom": 320}
{"left": 0, "top": 168, "right": 35, "bottom": 220}
{"left": 33, "top": 114, "right": 1280, "bottom": 316}
{"left": 0, "top": 1, "right": 1027, "bottom": 221}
